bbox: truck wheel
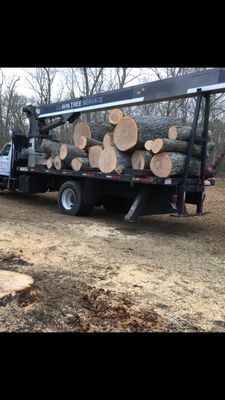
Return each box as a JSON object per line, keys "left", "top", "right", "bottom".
{"left": 58, "top": 181, "right": 93, "bottom": 216}
{"left": 103, "top": 197, "right": 132, "bottom": 214}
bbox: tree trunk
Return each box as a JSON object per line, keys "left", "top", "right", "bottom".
{"left": 152, "top": 138, "right": 214, "bottom": 159}
{"left": 54, "top": 156, "right": 67, "bottom": 170}
{"left": 103, "top": 132, "right": 114, "bottom": 148}
{"left": 47, "top": 156, "right": 55, "bottom": 169}
{"left": 73, "top": 121, "right": 113, "bottom": 147}
{"left": 151, "top": 138, "right": 204, "bottom": 158}
{"left": 150, "top": 152, "right": 201, "bottom": 178}
{"left": 77, "top": 136, "right": 103, "bottom": 150}
{"left": 88, "top": 145, "right": 103, "bottom": 168}
{"left": 41, "top": 138, "right": 61, "bottom": 156}
{"left": 113, "top": 116, "right": 180, "bottom": 151}
{"left": 108, "top": 109, "right": 124, "bottom": 125}
{"left": 168, "top": 125, "right": 213, "bottom": 141}
{"left": 99, "top": 145, "right": 131, "bottom": 174}
{"left": 60, "top": 144, "right": 86, "bottom": 168}
{"left": 131, "top": 150, "right": 153, "bottom": 170}
{"left": 144, "top": 140, "right": 154, "bottom": 151}
{"left": 71, "top": 157, "right": 90, "bottom": 171}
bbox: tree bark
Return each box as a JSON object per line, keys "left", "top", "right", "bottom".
{"left": 113, "top": 116, "right": 181, "bottom": 151}
{"left": 99, "top": 145, "right": 131, "bottom": 174}
{"left": 103, "top": 132, "right": 114, "bottom": 148}
{"left": 88, "top": 145, "right": 103, "bottom": 168}
{"left": 41, "top": 139, "right": 61, "bottom": 156}
{"left": 60, "top": 144, "right": 86, "bottom": 168}
{"left": 168, "top": 125, "right": 213, "bottom": 141}
{"left": 152, "top": 138, "right": 214, "bottom": 159}
{"left": 77, "top": 136, "right": 103, "bottom": 150}
{"left": 131, "top": 150, "right": 153, "bottom": 170}
{"left": 71, "top": 157, "right": 90, "bottom": 171}
{"left": 54, "top": 156, "right": 67, "bottom": 170}
{"left": 108, "top": 109, "right": 124, "bottom": 125}
{"left": 150, "top": 152, "right": 201, "bottom": 178}
{"left": 151, "top": 138, "right": 204, "bottom": 158}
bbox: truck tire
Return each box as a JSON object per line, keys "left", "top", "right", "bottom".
{"left": 58, "top": 181, "right": 93, "bottom": 216}
{"left": 103, "top": 197, "right": 132, "bottom": 214}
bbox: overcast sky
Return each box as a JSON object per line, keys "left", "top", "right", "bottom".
{"left": 1, "top": 68, "right": 155, "bottom": 100}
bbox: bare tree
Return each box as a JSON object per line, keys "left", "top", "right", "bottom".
{"left": 24, "top": 68, "right": 59, "bottom": 104}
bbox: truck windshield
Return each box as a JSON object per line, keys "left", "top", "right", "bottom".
{"left": 0, "top": 144, "right": 11, "bottom": 156}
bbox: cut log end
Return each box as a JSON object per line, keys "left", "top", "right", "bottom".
{"left": 144, "top": 140, "right": 154, "bottom": 151}
{"left": 47, "top": 156, "right": 55, "bottom": 169}
{"left": 131, "top": 150, "right": 152, "bottom": 170}
{"left": 108, "top": 109, "right": 124, "bottom": 125}
{"left": 99, "top": 147, "right": 117, "bottom": 173}
{"left": 168, "top": 126, "right": 178, "bottom": 140}
{"left": 103, "top": 132, "right": 114, "bottom": 148}
{"left": 60, "top": 144, "right": 68, "bottom": 160}
{"left": 71, "top": 157, "right": 89, "bottom": 171}
{"left": 113, "top": 116, "right": 138, "bottom": 151}
{"left": 78, "top": 136, "right": 87, "bottom": 150}
{"left": 73, "top": 122, "right": 91, "bottom": 147}
{"left": 54, "top": 156, "right": 63, "bottom": 170}
{"left": 71, "top": 158, "right": 82, "bottom": 171}
{"left": 88, "top": 145, "right": 103, "bottom": 168}
{"left": 150, "top": 153, "right": 172, "bottom": 178}
{"left": 0, "top": 270, "right": 34, "bottom": 299}
{"left": 151, "top": 138, "right": 164, "bottom": 154}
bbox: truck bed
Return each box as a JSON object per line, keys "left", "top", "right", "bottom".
{"left": 17, "top": 166, "right": 214, "bottom": 187}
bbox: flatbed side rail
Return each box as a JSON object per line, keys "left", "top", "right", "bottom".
{"left": 16, "top": 166, "right": 214, "bottom": 187}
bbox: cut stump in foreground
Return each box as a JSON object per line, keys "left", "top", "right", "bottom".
{"left": 0, "top": 270, "right": 34, "bottom": 299}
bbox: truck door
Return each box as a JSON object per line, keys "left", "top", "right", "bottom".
{"left": 0, "top": 143, "right": 12, "bottom": 176}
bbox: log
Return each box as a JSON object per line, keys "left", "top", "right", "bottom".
{"left": 99, "top": 146, "right": 131, "bottom": 174}
{"left": 47, "top": 156, "right": 55, "bottom": 169}
{"left": 108, "top": 109, "right": 124, "bottom": 125}
{"left": 41, "top": 139, "right": 61, "bottom": 157}
{"left": 151, "top": 138, "right": 204, "bottom": 158}
{"left": 78, "top": 136, "right": 103, "bottom": 150}
{"left": 73, "top": 122, "right": 91, "bottom": 147}
{"left": 89, "top": 122, "right": 114, "bottom": 141}
{"left": 103, "top": 132, "right": 114, "bottom": 148}
{"left": 88, "top": 145, "right": 103, "bottom": 168}
{"left": 54, "top": 156, "right": 67, "bottom": 170}
{"left": 60, "top": 144, "right": 86, "bottom": 168}
{"left": 150, "top": 152, "right": 201, "bottom": 178}
{"left": 113, "top": 116, "right": 180, "bottom": 151}
{"left": 71, "top": 157, "right": 90, "bottom": 171}
{"left": 168, "top": 125, "right": 213, "bottom": 141}
{"left": 152, "top": 138, "right": 214, "bottom": 159}
{"left": 144, "top": 140, "right": 154, "bottom": 151}
{"left": 0, "top": 270, "right": 33, "bottom": 300}
{"left": 131, "top": 150, "right": 153, "bottom": 170}
{"left": 73, "top": 122, "right": 113, "bottom": 147}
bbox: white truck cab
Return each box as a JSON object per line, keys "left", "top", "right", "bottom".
{"left": 0, "top": 142, "right": 12, "bottom": 176}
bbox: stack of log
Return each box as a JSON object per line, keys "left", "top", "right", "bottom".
{"left": 41, "top": 108, "right": 215, "bottom": 178}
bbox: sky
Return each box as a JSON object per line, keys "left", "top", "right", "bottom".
{"left": 1, "top": 68, "right": 155, "bottom": 100}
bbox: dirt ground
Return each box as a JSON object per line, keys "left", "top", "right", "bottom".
{"left": 0, "top": 180, "right": 225, "bottom": 332}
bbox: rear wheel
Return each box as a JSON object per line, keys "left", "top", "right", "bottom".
{"left": 58, "top": 181, "right": 93, "bottom": 216}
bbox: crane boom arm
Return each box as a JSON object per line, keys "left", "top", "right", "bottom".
{"left": 36, "top": 68, "right": 225, "bottom": 119}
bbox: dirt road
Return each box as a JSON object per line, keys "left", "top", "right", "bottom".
{"left": 0, "top": 181, "right": 225, "bottom": 332}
